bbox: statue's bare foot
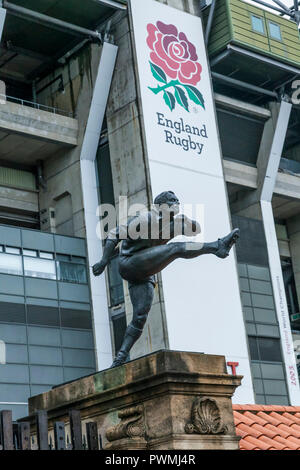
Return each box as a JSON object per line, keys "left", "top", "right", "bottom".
{"left": 111, "top": 351, "right": 129, "bottom": 368}
{"left": 215, "top": 228, "right": 240, "bottom": 259}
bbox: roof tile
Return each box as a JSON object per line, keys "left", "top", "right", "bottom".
{"left": 273, "top": 436, "right": 300, "bottom": 450}
{"left": 233, "top": 404, "right": 300, "bottom": 450}
{"left": 243, "top": 435, "right": 271, "bottom": 450}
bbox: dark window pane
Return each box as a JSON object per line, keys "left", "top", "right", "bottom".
{"left": 249, "top": 337, "right": 259, "bottom": 360}
{"left": 231, "top": 217, "right": 268, "bottom": 266}
{"left": 57, "top": 262, "right": 87, "bottom": 284}
{"left": 0, "top": 302, "right": 26, "bottom": 323}
{"left": 258, "top": 337, "right": 283, "bottom": 362}
{"left": 27, "top": 305, "right": 60, "bottom": 327}
{"left": 217, "top": 110, "right": 264, "bottom": 166}
{"left": 112, "top": 313, "right": 127, "bottom": 354}
{"left": 60, "top": 308, "right": 92, "bottom": 329}
{"left": 108, "top": 256, "right": 124, "bottom": 306}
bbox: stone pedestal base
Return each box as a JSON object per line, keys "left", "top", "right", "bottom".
{"left": 27, "top": 350, "right": 242, "bottom": 450}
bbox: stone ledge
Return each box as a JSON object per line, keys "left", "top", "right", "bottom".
{"left": 24, "top": 350, "right": 242, "bottom": 450}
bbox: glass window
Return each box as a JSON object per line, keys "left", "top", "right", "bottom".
{"left": 246, "top": 323, "right": 256, "bottom": 336}
{"left": 252, "top": 293, "right": 274, "bottom": 310}
{"left": 251, "top": 15, "right": 265, "bottom": 34}
{"left": 56, "top": 261, "right": 87, "bottom": 284}
{"left": 6, "top": 247, "right": 21, "bottom": 255}
{"left": 0, "top": 301, "right": 26, "bottom": 323}
{"left": 62, "top": 348, "right": 96, "bottom": 368}
{"left": 253, "top": 308, "right": 277, "bottom": 324}
{"left": 108, "top": 256, "right": 124, "bottom": 306}
{"left": 112, "top": 312, "right": 127, "bottom": 354}
{"left": 23, "top": 249, "right": 37, "bottom": 257}
{"left": 27, "top": 304, "right": 60, "bottom": 327}
{"left": 253, "top": 378, "right": 264, "bottom": 395}
{"left": 249, "top": 337, "right": 259, "bottom": 360}
{"left": 60, "top": 308, "right": 92, "bottom": 329}
{"left": 29, "top": 346, "right": 62, "bottom": 366}
{"left": 251, "top": 363, "right": 262, "bottom": 378}
{"left": 5, "top": 344, "right": 28, "bottom": 364}
{"left": 256, "top": 324, "right": 280, "bottom": 338}
{"left": 260, "top": 363, "right": 285, "bottom": 380}
{"left": 0, "top": 364, "right": 29, "bottom": 383}
{"left": 57, "top": 254, "right": 70, "bottom": 262}
{"left": 0, "top": 245, "right": 3, "bottom": 252}
{"left": 0, "top": 384, "right": 30, "bottom": 403}
{"left": 0, "top": 252, "right": 23, "bottom": 275}
{"left": 28, "top": 327, "right": 61, "bottom": 347}
{"left": 71, "top": 256, "right": 86, "bottom": 265}
{"left": 24, "top": 257, "right": 56, "bottom": 280}
{"left": 258, "top": 337, "right": 283, "bottom": 362}
{"left": 40, "top": 252, "right": 54, "bottom": 260}
{"left": 30, "top": 365, "right": 63, "bottom": 385}
{"left": 64, "top": 367, "right": 95, "bottom": 382}
{"left": 269, "top": 21, "right": 282, "bottom": 40}
{"left": 243, "top": 306, "right": 254, "bottom": 322}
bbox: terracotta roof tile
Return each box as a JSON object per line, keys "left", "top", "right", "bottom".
{"left": 251, "top": 423, "right": 278, "bottom": 439}
{"left": 243, "top": 435, "right": 271, "bottom": 450}
{"left": 234, "top": 404, "right": 300, "bottom": 450}
{"left": 273, "top": 436, "right": 300, "bottom": 450}
{"left": 265, "top": 423, "right": 290, "bottom": 439}
{"left": 270, "top": 412, "right": 300, "bottom": 433}
{"left": 282, "top": 412, "right": 300, "bottom": 424}
{"left": 258, "top": 435, "right": 286, "bottom": 450}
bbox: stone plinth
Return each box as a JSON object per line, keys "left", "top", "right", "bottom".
{"left": 26, "top": 350, "right": 242, "bottom": 450}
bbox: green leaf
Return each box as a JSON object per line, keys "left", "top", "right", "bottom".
{"left": 183, "top": 85, "right": 205, "bottom": 109}
{"left": 163, "top": 91, "right": 176, "bottom": 111}
{"left": 149, "top": 61, "right": 167, "bottom": 84}
{"left": 174, "top": 86, "right": 189, "bottom": 112}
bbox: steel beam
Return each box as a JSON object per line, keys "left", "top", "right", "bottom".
{"left": 251, "top": 0, "right": 293, "bottom": 16}
{"left": 260, "top": 100, "right": 292, "bottom": 201}
{"left": 271, "top": 0, "right": 291, "bottom": 14}
{"left": 91, "top": 0, "right": 127, "bottom": 9}
{"left": 210, "top": 49, "right": 232, "bottom": 67}
{"left": 3, "top": 1, "right": 102, "bottom": 41}
{"left": 211, "top": 72, "right": 278, "bottom": 98}
{"left": 205, "top": 0, "right": 217, "bottom": 45}
{"left": 227, "top": 44, "right": 300, "bottom": 75}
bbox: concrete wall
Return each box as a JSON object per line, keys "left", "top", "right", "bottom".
{"left": 105, "top": 10, "right": 171, "bottom": 358}
{"left": 287, "top": 214, "right": 300, "bottom": 308}
{"left": 38, "top": 43, "right": 103, "bottom": 238}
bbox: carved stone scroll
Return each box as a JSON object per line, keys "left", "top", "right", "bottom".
{"left": 106, "top": 405, "right": 145, "bottom": 442}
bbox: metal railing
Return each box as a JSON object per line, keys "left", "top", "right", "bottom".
{"left": 0, "top": 94, "right": 74, "bottom": 118}
{"left": 0, "top": 409, "right": 102, "bottom": 450}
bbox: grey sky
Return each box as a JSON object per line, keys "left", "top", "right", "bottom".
{"left": 245, "top": 0, "right": 296, "bottom": 14}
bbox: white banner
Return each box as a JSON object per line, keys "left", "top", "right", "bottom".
{"left": 129, "top": 0, "right": 255, "bottom": 403}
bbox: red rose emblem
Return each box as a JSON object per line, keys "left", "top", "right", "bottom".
{"left": 147, "top": 21, "right": 202, "bottom": 86}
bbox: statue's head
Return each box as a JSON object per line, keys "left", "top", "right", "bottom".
{"left": 154, "top": 191, "right": 180, "bottom": 216}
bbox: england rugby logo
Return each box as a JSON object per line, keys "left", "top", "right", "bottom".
{"left": 146, "top": 21, "right": 205, "bottom": 112}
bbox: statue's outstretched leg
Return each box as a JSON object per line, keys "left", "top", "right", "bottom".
{"left": 111, "top": 281, "right": 155, "bottom": 367}
{"left": 119, "top": 228, "right": 240, "bottom": 283}
{"left": 112, "top": 228, "right": 239, "bottom": 368}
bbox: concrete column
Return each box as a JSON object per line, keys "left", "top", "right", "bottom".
{"left": 257, "top": 100, "right": 300, "bottom": 404}
{"left": 80, "top": 42, "right": 118, "bottom": 370}
{"left": 287, "top": 214, "right": 300, "bottom": 309}
{"left": 106, "top": 12, "right": 169, "bottom": 359}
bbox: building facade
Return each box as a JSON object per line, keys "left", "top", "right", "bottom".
{"left": 0, "top": 0, "right": 299, "bottom": 417}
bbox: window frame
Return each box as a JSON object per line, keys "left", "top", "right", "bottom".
{"left": 268, "top": 20, "right": 282, "bottom": 42}
{"left": 250, "top": 14, "right": 266, "bottom": 36}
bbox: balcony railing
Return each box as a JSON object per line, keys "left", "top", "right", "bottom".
{"left": 0, "top": 93, "right": 74, "bottom": 118}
